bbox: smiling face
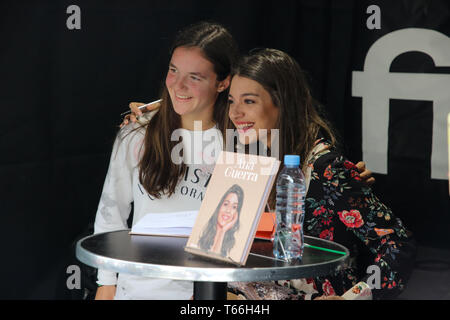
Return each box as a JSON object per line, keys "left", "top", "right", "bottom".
{"left": 228, "top": 75, "right": 279, "bottom": 147}
{"left": 165, "top": 46, "right": 228, "bottom": 129}
{"left": 217, "top": 192, "right": 239, "bottom": 228}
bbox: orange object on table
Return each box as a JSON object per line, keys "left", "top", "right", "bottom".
{"left": 255, "top": 212, "right": 276, "bottom": 240}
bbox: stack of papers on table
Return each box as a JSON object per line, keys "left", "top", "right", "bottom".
{"left": 130, "top": 210, "right": 198, "bottom": 237}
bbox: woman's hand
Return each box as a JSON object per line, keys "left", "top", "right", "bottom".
{"left": 222, "top": 212, "right": 239, "bottom": 233}
{"left": 120, "top": 101, "right": 161, "bottom": 128}
{"left": 95, "top": 285, "right": 117, "bottom": 300}
{"left": 355, "top": 161, "right": 375, "bottom": 186}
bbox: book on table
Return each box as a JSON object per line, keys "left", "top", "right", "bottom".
{"left": 184, "top": 151, "right": 280, "bottom": 266}
{"left": 129, "top": 210, "right": 276, "bottom": 239}
{"left": 129, "top": 210, "right": 198, "bottom": 237}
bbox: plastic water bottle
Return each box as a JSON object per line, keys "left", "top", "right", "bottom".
{"left": 273, "top": 155, "right": 306, "bottom": 262}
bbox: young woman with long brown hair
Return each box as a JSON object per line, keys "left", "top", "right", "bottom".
{"left": 93, "top": 21, "right": 238, "bottom": 300}
{"left": 225, "top": 48, "right": 416, "bottom": 300}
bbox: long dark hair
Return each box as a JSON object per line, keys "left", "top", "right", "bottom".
{"left": 139, "top": 22, "right": 239, "bottom": 198}
{"left": 198, "top": 184, "right": 244, "bottom": 256}
{"left": 223, "top": 48, "right": 337, "bottom": 206}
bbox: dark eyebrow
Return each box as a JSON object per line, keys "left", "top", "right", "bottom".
{"left": 228, "top": 93, "right": 259, "bottom": 99}
{"left": 189, "top": 72, "right": 207, "bottom": 79}
{"left": 169, "top": 63, "right": 206, "bottom": 79}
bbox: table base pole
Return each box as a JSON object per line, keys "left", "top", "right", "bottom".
{"left": 194, "top": 282, "right": 227, "bottom": 300}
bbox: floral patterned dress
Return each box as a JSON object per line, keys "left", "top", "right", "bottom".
{"left": 228, "top": 139, "right": 417, "bottom": 300}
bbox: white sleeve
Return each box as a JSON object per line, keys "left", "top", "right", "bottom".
{"left": 93, "top": 127, "right": 137, "bottom": 286}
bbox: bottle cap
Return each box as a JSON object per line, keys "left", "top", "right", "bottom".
{"left": 284, "top": 155, "right": 300, "bottom": 166}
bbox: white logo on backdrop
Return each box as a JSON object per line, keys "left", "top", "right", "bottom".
{"left": 352, "top": 28, "right": 450, "bottom": 180}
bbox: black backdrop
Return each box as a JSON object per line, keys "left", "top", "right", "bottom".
{"left": 0, "top": 0, "right": 449, "bottom": 299}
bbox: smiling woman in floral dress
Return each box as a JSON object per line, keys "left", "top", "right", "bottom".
{"left": 225, "top": 48, "right": 416, "bottom": 300}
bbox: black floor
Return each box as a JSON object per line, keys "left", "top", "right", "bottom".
{"left": 397, "top": 246, "right": 450, "bottom": 300}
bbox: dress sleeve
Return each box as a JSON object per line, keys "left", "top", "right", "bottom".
{"left": 93, "top": 126, "right": 138, "bottom": 286}
{"left": 313, "top": 153, "right": 417, "bottom": 299}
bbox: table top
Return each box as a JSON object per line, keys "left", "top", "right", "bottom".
{"left": 76, "top": 230, "right": 349, "bottom": 282}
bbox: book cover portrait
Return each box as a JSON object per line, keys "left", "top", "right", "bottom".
{"left": 197, "top": 184, "right": 244, "bottom": 257}
{"left": 186, "top": 151, "right": 279, "bottom": 265}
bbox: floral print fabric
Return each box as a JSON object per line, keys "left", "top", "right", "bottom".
{"left": 229, "top": 139, "right": 416, "bottom": 300}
